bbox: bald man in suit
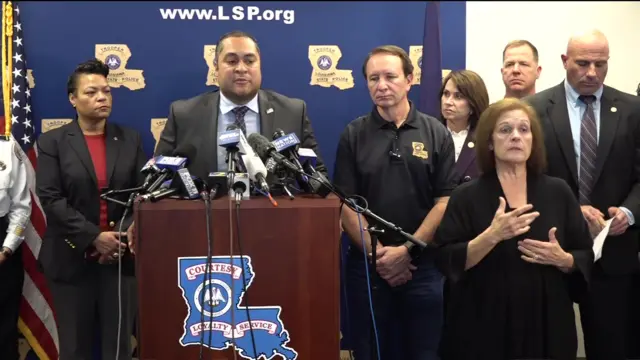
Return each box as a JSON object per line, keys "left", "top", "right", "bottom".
{"left": 525, "top": 30, "right": 640, "bottom": 360}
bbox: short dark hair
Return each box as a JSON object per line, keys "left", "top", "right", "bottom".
{"left": 439, "top": 70, "right": 490, "bottom": 132}
{"left": 502, "top": 40, "right": 539, "bottom": 63}
{"left": 475, "top": 98, "right": 547, "bottom": 175}
{"left": 362, "top": 45, "right": 414, "bottom": 79}
{"left": 66, "top": 58, "right": 109, "bottom": 95}
{"left": 214, "top": 30, "right": 261, "bottom": 67}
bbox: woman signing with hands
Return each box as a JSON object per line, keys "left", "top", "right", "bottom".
{"left": 433, "top": 98, "right": 593, "bottom": 360}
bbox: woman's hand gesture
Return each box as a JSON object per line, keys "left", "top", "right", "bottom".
{"left": 488, "top": 197, "right": 540, "bottom": 242}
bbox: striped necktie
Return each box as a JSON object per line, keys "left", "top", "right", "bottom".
{"left": 231, "top": 106, "right": 249, "bottom": 135}
{"left": 578, "top": 94, "right": 597, "bottom": 205}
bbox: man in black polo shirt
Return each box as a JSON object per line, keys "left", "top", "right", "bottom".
{"left": 334, "top": 45, "right": 456, "bottom": 360}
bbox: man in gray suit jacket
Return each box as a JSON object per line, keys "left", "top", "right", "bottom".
{"left": 154, "top": 30, "right": 327, "bottom": 181}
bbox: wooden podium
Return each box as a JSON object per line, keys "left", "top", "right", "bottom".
{"left": 134, "top": 195, "right": 342, "bottom": 360}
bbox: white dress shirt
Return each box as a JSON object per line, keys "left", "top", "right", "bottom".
{"left": 0, "top": 137, "right": 31, "bottom": 252}
{"left": 216, "top": 92, "right": 261, "bottom": 171}
{"left": 448, "top": 125, "right": 469, "bottom": 162}
{"left": 564, "top": 80, "right": 634, "bottom": 225}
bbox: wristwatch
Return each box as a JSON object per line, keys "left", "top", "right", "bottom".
{"left": 0, "top": 247, "right": 12, "bottom": 257}
{"left": 403, "top": 241, "right": 422, "bottom": 261}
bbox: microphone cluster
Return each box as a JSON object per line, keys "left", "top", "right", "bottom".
{"left": 216, "top": 125, "right": 330, "bottom": 203}
{"left": 111, "top": 127, "right": 331, "bottom": 206}
{"left": 134, "top": 144, "right": 202, "bottom": 203}
{"left": 107, "top": 123, "right": 427, "bottom": 249}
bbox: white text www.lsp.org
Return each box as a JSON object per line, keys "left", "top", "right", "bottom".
{"left": 159, "top": 6, "right": 295, "bottom": 25}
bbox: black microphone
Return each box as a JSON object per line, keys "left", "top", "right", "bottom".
{"left": 139, "top": 187, "right": 180, "bottom": 202}
{"left": 247, "top": 133, "right": 302, "bottom": 175}
{"left": 207, "top": 172, "right": 229, "bottom": 200}
{"left": 141, "top": 144, "right": 202, "bottom": 202}
{"left": 139, "top": 157, "right": 163, "bottom": 191}
{"left": 145, "top": 144, "right": 197, "bottom": 193}
{"left": 219, "top": 124, "right": 244, "bottom": 174}
{"left": 272, "top": 129, "right": 311, "bottom": 191}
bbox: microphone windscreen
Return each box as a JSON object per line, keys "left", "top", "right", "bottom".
{"left": 247, "top": 133, "right": 274, "bottom": 160}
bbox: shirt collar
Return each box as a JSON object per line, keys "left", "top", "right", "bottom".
{"left": 564, "top": 79, "right": 604, "bottom": 106}
{"left": 372, "top": 100, "right": 419, "bottom": 129}
{"left": 219, "top": 91, "right": 259, "bottom": 115}
{"left": 448, "top": 124, "right": 469, "bottom": 136}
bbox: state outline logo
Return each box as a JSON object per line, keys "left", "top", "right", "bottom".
{"left": 177, "top": 255, "right": 299, "bottom": 360}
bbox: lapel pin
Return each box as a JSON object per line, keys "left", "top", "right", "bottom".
{"left": 114, "top": 137, "right": 118, "bottom": 141}
{"left": 468, "top": 141, "right": 475, "bottom": 148}
{"left": 611, "top": 107, "right": 617, "bottom": 113}
{"left": 266, "top": 108, "right": 274, "bottom": 114}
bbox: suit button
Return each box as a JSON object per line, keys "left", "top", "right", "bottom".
{"left": 109, "top": 221, "right": 115, "bottom": 228}
{"left": 463, "top": 176, "right": 471, "bottom": 182}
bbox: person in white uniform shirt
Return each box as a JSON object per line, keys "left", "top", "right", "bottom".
{"left": 0, "top": 136, "right": 32, "bottom": 360}
{"left": 438, "top": 70, "right": 489, "bottom": 185}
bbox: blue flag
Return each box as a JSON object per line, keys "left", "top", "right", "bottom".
{"left": 418, "top": 1, "right": 443, "bottom": 118}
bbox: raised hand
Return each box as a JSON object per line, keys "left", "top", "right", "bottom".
{"left": 488, "top": 197, "right": 540, "bottom": 242}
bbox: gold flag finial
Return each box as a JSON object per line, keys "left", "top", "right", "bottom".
{"left": 2, "top": 1, "right": 13, "bottom": 137}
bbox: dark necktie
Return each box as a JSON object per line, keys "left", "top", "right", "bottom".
{"left": 231, "top": 106, "right": 250, "bottom": 135}
{"left": 578, "top": 95, "right": 597, "bottom": 205}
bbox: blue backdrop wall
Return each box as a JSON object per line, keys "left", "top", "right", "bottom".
{"left": 13, "top": 1, "right": 466, "bottom": 358}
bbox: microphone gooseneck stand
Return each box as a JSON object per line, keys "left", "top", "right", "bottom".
{"left": 282, "top": 164, "right": 428, "bottom": 360}
{"left": 99, "top": 188, "right": 141, "bottom": 360}
{"left": 199, "top": 185, "right": 213, "bottom": 360}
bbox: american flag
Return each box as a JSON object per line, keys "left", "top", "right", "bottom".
{"left": 2, "top": 2, "right": 59, "bottom": 359}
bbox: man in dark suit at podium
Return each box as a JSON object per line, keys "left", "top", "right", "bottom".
{"left": 154, "top": 30, "right": 327, "bottom": 180}
{"left": 525, "top": 29, "right": 640, "bottom": 360}
{"left": 126, "top": 30, "right": 328, "bottom": 253}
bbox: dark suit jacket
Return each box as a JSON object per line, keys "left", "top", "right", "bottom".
{"left": 525, "top": 82, "right": 640, "bottom": 275}
{"left": 452, "top": 130, "right": 480, "bottom": 185}
{"left": 154, "top": 89, "right": 328, "bottom": 181}
{"left": 36, "top": 121, "right": 146, "bottom": 282}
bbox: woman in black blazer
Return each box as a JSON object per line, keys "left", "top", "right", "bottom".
{"left": 35, "top": 59, "right": 146, "bottom": 360}
{"left": 438, "top": 70, "right": 490, "bottom": 185}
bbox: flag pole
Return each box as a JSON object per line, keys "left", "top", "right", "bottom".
{"left": 2, "top": 0, "right": 13, "bottom": 137}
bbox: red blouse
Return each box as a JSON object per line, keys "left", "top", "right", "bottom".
{"left": 84, "top": 134, "right": 108, "bottom": 231}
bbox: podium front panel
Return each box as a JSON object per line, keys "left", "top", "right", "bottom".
{"left": 135, "top": 196, "right": 341, "bottom": 360}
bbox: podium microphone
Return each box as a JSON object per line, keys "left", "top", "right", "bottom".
{"left": 138, "top": 187, "right": 179, "bottom": 202}
{"left": 140, "top": 144, "right": 201, "bottom": 202}
{"left": 272, "top": 129, "right": 310, "bottom": 189}
{"left": 247, "top": 133, "right": 301, "bottom": 175}
{"left": 218, "top": 125, "right": 244, "bottom": 188}
{"left": 207, "top": 172, "right": 229, "bottom": 200}
{"left": 236, "top": 131, "right": 271, "bottom": 196}
{"left": 272, "top": 129, "right": 306, "bottom": 171}
{"left": 139, "top": 156, "right": 163, "bottom": 190}
{"left": 297, "top": 148, "right": 332, "bottom": 198}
